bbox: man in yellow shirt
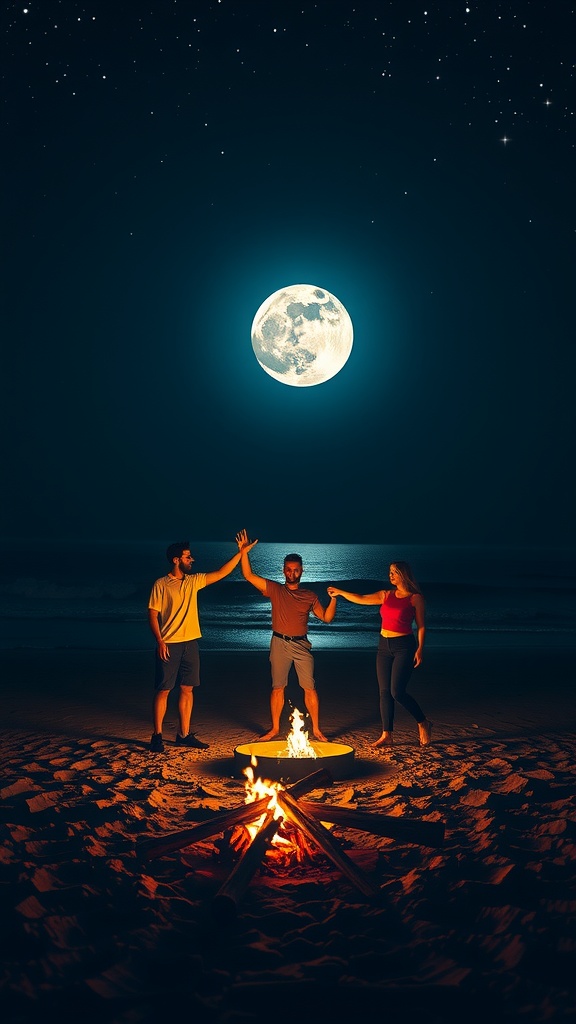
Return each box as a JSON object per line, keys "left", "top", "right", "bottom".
{"left": 148, "top": 534, "right": 244, "bottom": 752}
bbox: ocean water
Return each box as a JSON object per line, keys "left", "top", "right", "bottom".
{"left": 0, "top": 540, "right": 574, "bottom": 652}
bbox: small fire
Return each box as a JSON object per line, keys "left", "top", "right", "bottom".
{"left": 239, "top": 763, "right": 311, "bottom": 862}
{"left": 243, "top": 763, "right": 283, "bottom": 834}
{"left": 282, "top": 707, "right": 317, "bottom": 759}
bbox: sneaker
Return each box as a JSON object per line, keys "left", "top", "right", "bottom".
{"left": 175, "top": 732, "right": 210, "bottom": 749}
{"left": 150, "top": 732, "right": 164, "bottom": 752}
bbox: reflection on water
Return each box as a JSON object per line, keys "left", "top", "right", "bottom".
{"left": 0, "top": 539, "right": 574, "bottom": 651}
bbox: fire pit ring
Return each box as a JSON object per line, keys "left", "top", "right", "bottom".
{"left": 233, "top": 740, "right": 355, "bottom": 783}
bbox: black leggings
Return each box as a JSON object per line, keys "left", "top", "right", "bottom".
{"left": 376, "top": 633, "right": 425, "bottom": 731}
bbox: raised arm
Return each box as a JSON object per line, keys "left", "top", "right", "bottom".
{"left": 204, "top": 530, "right": 249, "bottom": 586}
{"left": 327, "top": 586, "right": 385, "bottom": 606}
{"left": 237, "top": 529, "right": 267, "bottom": 594}
{"left": 205, "top": 552, "right": 241, "bottom": 586}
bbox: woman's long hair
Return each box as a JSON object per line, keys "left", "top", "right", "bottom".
{"left": 391, "top": 561, "right": 422, "bottom": 595}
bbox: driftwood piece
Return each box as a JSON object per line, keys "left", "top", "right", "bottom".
{"left": 212, "top": 812, "right": 282, "bottom": 923}
{"left": 137, "top": 796, "right": 272, "bottom": 861}
{"left": 276, "top": 790, "right": 381, "bottom": 899}
{"left": 138, "top": 767, "right": 333, "bottom": 862}
{"left": 299, "top": 801, "right": 445, "bottom": 848}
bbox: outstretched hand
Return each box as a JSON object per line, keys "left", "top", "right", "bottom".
{"left": 236, "top": 528, "right": 258, "bottom": 553}
{"left": 327, "top": 586, "right": 340, "bottom": 598}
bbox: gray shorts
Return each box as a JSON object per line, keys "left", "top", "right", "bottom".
{"left": 269, "top": 635, "right": 315, "bottom": 691}
{"left": 154, "top": 640, "right": 200, "bottom": 691}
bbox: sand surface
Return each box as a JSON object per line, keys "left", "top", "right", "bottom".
{"left": 1, "top": 645, "right": 575, "bottom": 1023}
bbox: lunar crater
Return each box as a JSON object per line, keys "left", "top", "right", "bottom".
{"left": 251, "top": 284, "right": 353, "bottom": 387}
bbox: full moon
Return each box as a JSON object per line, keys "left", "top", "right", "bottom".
{"left": 251, "top": 284, "right": 353, "bottom": 387}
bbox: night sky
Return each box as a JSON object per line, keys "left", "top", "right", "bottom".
{"left": 2, "top": 1, "right": 574, "bottom": 547}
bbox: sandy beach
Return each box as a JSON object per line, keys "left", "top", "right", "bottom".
{"left": 1, "top": 644, "right": 575, "bottom": 1023}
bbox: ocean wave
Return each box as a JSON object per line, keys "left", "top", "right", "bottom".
{"left": 0, "top": 604, "right": 574, "bottom": 632}
{"left": 1, "top": 543, "right": 574, "bottom": 652}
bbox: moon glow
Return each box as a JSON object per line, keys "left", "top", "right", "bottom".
{"left": 251, "top": 284, "right": 353, "bottom": 387}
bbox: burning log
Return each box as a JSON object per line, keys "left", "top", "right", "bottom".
{"left": 137, "top": 795, "right": 273, "bottom": 862}
{"left": 299, "top": 801, "right": 445, "bottom": 848}
{"left": 138, "top": 767, "right": 333, "bottom": 862}
{"left": 212, "top": 811, "right": 282, "bottom": 923}
{"left": 275, "top": 790, "right": 381, "bottom": 899}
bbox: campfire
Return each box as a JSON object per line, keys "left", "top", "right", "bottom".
{"left": 232, "top": 759, "right": 317, "bottom": 866}
{"left": 139, "top": 757, "right": 446, "bottom": 922}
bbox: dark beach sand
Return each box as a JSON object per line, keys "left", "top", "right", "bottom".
{"left": 1, "top": 645, "right": 575, "bottom": 1023}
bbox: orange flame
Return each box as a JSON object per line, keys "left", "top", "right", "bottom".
{"left": 240, "top": 708, "right": 322, "bottom": 861}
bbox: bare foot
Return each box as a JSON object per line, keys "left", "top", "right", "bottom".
{"left": 371, "top": 733, "right": 393, "bottom": 748}
{"left": 418, "top": 720, "right": 432, "bottom": 746}
{"left": 258, "top": 729, "right": 280, "bottom": 741}
{"left": 313, "top": 730, "right": 328, "bottom": 742}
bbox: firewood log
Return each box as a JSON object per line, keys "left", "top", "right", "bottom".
{"left": 299, "top": 801, "right": 445, "bottom": 847}
{"left": 137, "top": 796, "right": 273, "bottom": 861}
{"left": 276, "top": 791, "right": 381, "bottom": 899}
{"left": 212, "top": 812, "right": 281, "bottom": 923}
